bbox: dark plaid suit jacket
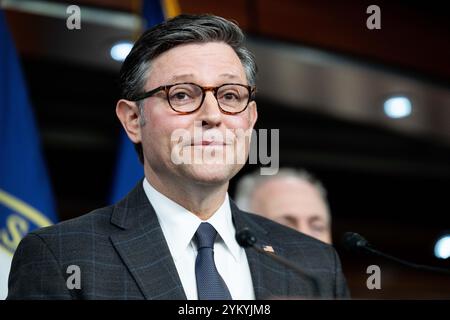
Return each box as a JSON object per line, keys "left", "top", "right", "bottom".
{"left": 7, "top": 181, "right": 350, "bottom": 300}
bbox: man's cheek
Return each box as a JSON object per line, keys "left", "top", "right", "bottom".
{"left": 169, "top": 128, "right": 191, "bottom": 165}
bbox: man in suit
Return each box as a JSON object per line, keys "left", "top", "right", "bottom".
{"left": 8, "top": 14, "right": 350, "bottom": 300}
{"left": 235, "top": 168, "right": 333, "bottom": 244}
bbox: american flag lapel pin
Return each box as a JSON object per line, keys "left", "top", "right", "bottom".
{"left": 262, "top": 245, "right": 275, "bottom": 253}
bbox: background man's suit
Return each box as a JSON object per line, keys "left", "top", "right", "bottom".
{"left": 7, "top": 181, "right": 350, "bottom": 299}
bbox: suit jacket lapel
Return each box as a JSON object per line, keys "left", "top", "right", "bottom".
{"left": 109, "top": 181, "right": 186, "bottom": 300}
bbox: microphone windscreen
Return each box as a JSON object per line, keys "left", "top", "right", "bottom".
{"left": 342, "top": 232, "right": 369, "bottom": 252}
{"left": 235, "top": 228, "right": 257, "bottom": 247}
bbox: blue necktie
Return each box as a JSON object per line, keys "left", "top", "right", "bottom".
{"left": 194, "top": 222, "right": 232, "bottom": 300}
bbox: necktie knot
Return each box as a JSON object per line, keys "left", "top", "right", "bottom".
{"left": 195, "top": 222, "right": 217, "bottom": 249}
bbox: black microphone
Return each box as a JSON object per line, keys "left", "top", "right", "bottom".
{"left": 342, "top": 232, "right": 369, "bottom": 251}
{"left": 236, "top": 228, "right": 320, "bottom": 296}
{"left": 342, "top": 232, "right": 450, "bottom": 275}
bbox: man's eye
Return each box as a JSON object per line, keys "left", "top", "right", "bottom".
{"left": 222, "top": 92, "right": 239, "bottom": 100}
{"left": 311, "top": 225, "right": 326, "bottom": 233}
{"left": 171, "top": 92, "right": 191, "bottom": 100}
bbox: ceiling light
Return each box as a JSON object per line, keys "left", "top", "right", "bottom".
{"left": 434, "top": 235, "right": 450, "bottom": 259}
{"left": 110, "top": 41, "right": 133, "bottom": 62}
{"left": 383, "top": 96, "right": 412, "bottom": 119}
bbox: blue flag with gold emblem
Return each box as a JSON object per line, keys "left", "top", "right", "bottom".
{"left": 0, "top": 9, "right": 57, "bottom": 299}
{"left": 110, "top": 0, "right": 179, "bottom": 203}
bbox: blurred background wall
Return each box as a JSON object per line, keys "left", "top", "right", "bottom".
{"left": 1, "top": 0, "right": 450, "bottom": 298}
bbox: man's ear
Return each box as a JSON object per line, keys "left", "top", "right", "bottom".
{"left": 116, "top": 99, "right": 142, "bottom": 143}
{"left": 248, "top": 100, "right": 258, "bottom": 129}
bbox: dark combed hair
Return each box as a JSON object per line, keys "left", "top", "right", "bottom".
{"left": 118, "top": 14, "right": 257, "bottom": 164}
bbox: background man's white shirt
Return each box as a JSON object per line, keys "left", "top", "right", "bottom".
{"left": 143, "top": 179, "right": 255, "bottom": 300}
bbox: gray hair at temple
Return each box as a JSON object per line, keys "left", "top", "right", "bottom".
{"left": 234, "top": 167, "right": 331, "bottom": 216}
{"left": 119, "top": 14, "right": 258, "bottom": 164}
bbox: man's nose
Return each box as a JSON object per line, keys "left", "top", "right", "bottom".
{"left": 198, "top": 91, "right": 222, "bottom": 127}
{"left": 297, "top": 223, "right": 309, "bottom": 236}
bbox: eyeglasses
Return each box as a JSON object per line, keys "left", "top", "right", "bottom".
{"left": 132, "top": 82, "right": 256, "bottom": 115}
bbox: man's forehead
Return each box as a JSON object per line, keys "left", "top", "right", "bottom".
{"left": 152, "top": 42, "right": 242, "bottom": 69}
{"left": 168, "top": 72, "right": 242, "bottom": 83}
{"left": 255, "top": 179, "right": 329, "bottom": 213}
{"left": 154, "top": 42, "right": 240, "bottom": 63}
{"left": 147, "top": 42, "right": 245, "bottom": 82}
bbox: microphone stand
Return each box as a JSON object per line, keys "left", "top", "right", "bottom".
{"left": 364, "top": 245, "right": 450, "bottom": 275}
{"left": 343, "top": 232, "right": 450, "bottom": 276}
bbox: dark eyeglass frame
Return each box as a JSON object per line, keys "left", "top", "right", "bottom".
{"left": 131, "top": 82, "right": 256, "bottom": 115}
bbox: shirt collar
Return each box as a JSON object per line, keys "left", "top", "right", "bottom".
{"left": 142, "top": 178, "right": 242, "bottom": 262}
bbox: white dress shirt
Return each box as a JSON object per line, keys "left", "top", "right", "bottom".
{"left": 143, "top": 179, "right": 255, "bottom": 300}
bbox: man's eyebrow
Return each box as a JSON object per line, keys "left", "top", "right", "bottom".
{"left": 309, "top": 215, "right": 330, "bottom": 224}
{"left": 219, "top": 73, "right": 240, "bottom": 79}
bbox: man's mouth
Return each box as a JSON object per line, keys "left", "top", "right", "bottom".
{"left": 191, "top": 140, "right": 228, "bottom": 146}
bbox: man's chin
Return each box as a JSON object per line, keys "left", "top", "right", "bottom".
{"left": 181, "top": 163, "right": 241, "bottom": 186}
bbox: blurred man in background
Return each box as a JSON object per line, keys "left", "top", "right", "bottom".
{"left": 235, "top": 168, "right": 332, "bottom": 244}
